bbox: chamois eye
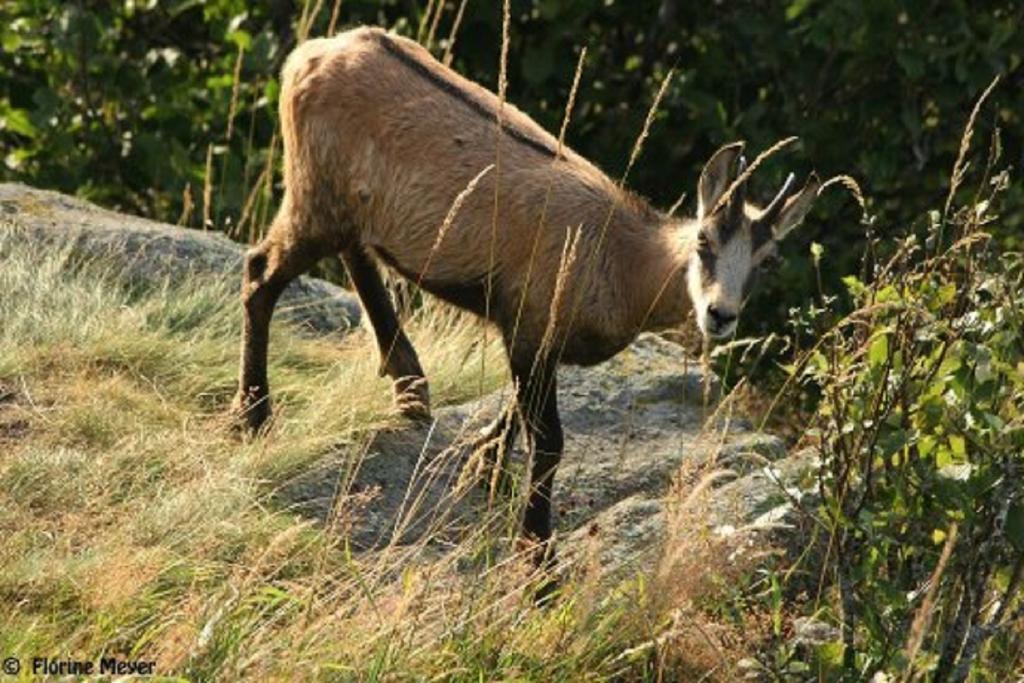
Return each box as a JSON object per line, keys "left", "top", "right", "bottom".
{"left": 697, "top": 233, "right": 713, "bottom": 258}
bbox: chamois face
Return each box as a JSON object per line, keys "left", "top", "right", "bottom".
{"left": 687, "top": 143, "right": 820, "bottom": 340}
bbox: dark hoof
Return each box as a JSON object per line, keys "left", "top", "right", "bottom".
{"left": 518, "top": 537, "right": 559, "bottom": 606}
{"left": 230, "top": 392, "right": 272, "bottom": 435}
{"left": 394, "top": 375, "right": 431, "bottom": 420}
{"left": 532, "top": 575, "right": 560, "bottom": 607}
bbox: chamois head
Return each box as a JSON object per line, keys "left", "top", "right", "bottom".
{"left": 687, "top": 142, "right": 820, "bottom": 340}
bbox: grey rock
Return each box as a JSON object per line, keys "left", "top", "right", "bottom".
{"left": 563, "top": 495, "right": 666, "bottom": 574}
{"left": 716, "top": 432, "right": 789, "bottom": 473}
{"left": 282, "top": 333, "right": 818, "bottom": 578}
{"left": 3, "top": 184, "right": 820, "bottom": 577}
{"left": 0, "top": 183, "right": 361, "bottom": 333}
{"left": 711, "top": 447, "right": 818, "bottom": 533}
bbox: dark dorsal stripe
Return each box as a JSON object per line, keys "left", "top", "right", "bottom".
{"left": 374, "top": 32, "right": 560, "bottom": 160}
{"left": 710, "top": 204, "right": 742, "bottom": 244}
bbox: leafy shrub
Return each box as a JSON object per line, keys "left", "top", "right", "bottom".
{"left": 783, "top": 93, "right": 1023, "bottom": 679}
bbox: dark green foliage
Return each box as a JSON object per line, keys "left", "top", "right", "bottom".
{"left": 770, "top": 115, "right": 1024, "bottom": 678}
{"left": 2, "top": 3, "right": 1019, "bottom": 303}
{"left": 0, "top": 1, "right": 285, "bottom": 222}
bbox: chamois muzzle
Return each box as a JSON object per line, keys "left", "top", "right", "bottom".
{"left": 706, "top": 305, "right": 738, "bottom": 338}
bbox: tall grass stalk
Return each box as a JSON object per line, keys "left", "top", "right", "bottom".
{"left": 0, "top": 207, "right": 753, "bottom": 680}
{"left": 442, "top": 0, "right": 471, "bottom": 66}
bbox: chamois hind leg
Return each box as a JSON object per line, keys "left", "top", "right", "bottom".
{"left": 341, "top": 244, "right": 430, "bottom": 419}
{"left": 510, "top": 349, "right": 563, "bottom": 600}
{"left": 232, "top": 216, "right": 322, "bottom": 433}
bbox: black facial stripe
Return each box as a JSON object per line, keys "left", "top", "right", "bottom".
{"left": 714, "top": 211, "right": 741, "bottom": 244}
{"left": 375, "top": 33, "right": 561, "bottom": 160}
{"left": 700, "top": 250, "right": 716, "bottom": 286}
{"left": 719, "top": 222, "right": 739, "bottom": 244}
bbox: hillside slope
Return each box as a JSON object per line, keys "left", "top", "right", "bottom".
{"left": 0, "top": 184, "right": 812, "bottom": 679}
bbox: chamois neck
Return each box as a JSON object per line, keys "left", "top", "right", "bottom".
{"left": 625, "top": 214, "right": 697, "bottom": 334}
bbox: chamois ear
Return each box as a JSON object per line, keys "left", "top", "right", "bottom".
{"left": 698, "top": 141, "right": 745, "bottom": 220}
{"left": 727, "top": 155, "right": 748, "bottom": 225}
{"left": 773, "top": 172, "right": 821, "bottom": 240}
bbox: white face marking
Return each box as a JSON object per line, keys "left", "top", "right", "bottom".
{"left": 683, "top": 161, "right": 818, "bottom": 343}
{"left": 686, "top": 228, "right": 758, "bottom": 341}
{"left": 686, "top": 255, "right": 710, "bottom": 336}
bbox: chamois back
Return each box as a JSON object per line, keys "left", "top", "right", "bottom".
{"left": 275, "top": 27, "right": 662, "bottom": 356}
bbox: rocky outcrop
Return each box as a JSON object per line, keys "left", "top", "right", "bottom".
{"left": 0, "top": 183, "right": 361, "bottom": 333}
{"left": 3, "top": 182, "right": 817, "bottom": 578}
{"left": 282, "top": 334, "right": 818, "bottom": 576}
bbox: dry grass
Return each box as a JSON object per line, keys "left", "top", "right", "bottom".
{"left": 0, "top": 232, "right": 754, "bottom": 680}
{"left": 0, "top": 8, "right": 775, "bottom": 678}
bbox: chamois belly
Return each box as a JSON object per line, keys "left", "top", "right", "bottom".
{"left": 369, "top": 238, "right": 633, "bottom": 366}
{"left": 556, "top": 327, "right": 634, "bottom": 367}
{"left": 370, "top": 244, "right": 495, "bottom": 320}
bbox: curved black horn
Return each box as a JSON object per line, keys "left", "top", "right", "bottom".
{"left": 759, "top": 172, "right": 796, "bottom": 226}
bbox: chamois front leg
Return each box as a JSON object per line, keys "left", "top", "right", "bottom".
{"left": 511, "top": 352, "right": 563, "bottom": 598}
{"left": 341, "top": 244, "right": 430, "bottom": 419}
{"left": 233, "top": 227, "right": 320, "bottom": 433}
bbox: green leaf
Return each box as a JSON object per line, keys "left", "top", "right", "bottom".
{"left": 810, "top": 241, "right": 824, "bottom": 264}
{"left": 879, "top": 428, "right": 908, "bottom": 456}
{"left": 868, "top": 333, "right": 889, "bottom": 368}
{"left": 938, "top": 353, "right": 962, "bottom": 378}
{"left": 1, "top": 107, "right": 37, "bottom": 138}
{"left": 227, "top": 29, "right": 251, "bottom": 51}
{"left": 842, "top": 275, "right": 868, "bottom": 299}
{"left": 974, "top": 348, "right": 994, "bottom": 384}
{"left": 876, "top": 285, "right": 900, "bottom": 304}
{"left": 263, "top": 79, "right": 280, "bottom": 106}
{"left": 786, "top": 0, "right": 815, "bottom": 21}
{"left": 936, "top": 446, "right": 953, "bottom": 469}
{"left": 935, "top": 282, "right": 956, "bottom": 307}
{"left": 1, "top": 29, "right": 23, "bottom": 53}
{"left": 815, "top": 640, "right": 845, "bottom": 674}
{"left": 770, "top": 573, "right": 783, "bottom": 636}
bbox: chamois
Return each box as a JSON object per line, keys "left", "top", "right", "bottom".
{"left": 232, "top": 26, "right": 820, "bottom": 568}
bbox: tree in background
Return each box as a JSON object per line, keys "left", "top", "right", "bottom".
{"left": 1, "top": 0, "right": 1020, "bottom": 328}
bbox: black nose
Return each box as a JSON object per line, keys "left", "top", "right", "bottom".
{"left": 708, "top": 306, "right": 737, "bottom": 326}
